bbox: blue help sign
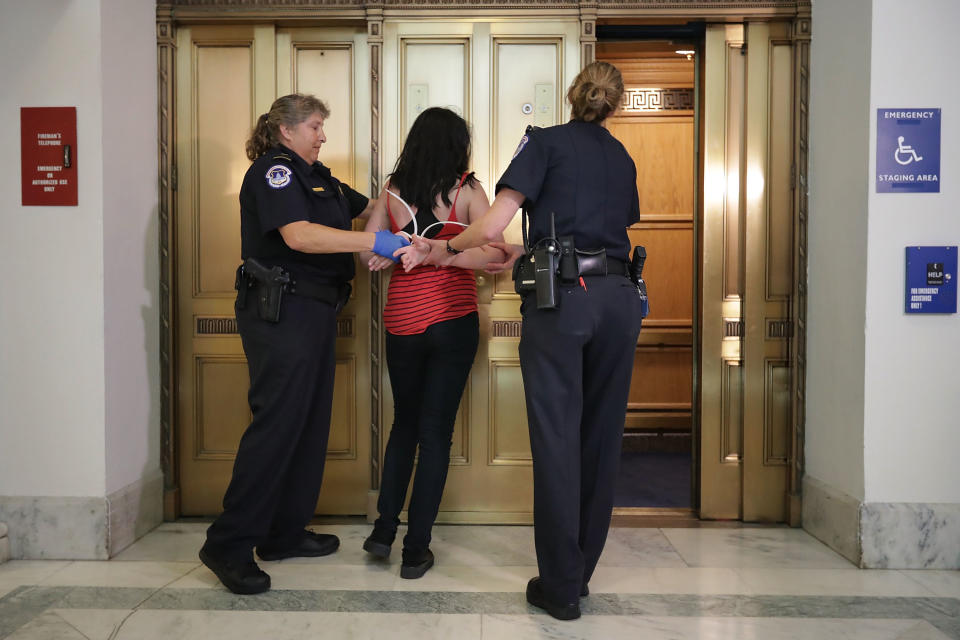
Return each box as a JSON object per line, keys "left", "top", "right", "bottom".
{"left": 905, "top": 246, "right": 956, "bottom": 313}
{"left": 877, "top": 108, "right": 941, "bottom": 192}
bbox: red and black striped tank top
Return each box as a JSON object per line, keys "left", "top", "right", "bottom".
{"left": 383, "top": 174, "right": 477, "bottom": 335}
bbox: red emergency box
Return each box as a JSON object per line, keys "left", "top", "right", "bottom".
{"left": 21, "top": 107, "right": 78, "bottom": 206}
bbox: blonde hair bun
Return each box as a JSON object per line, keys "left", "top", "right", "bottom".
{"left": 567, "top": 61, "right": 624, "bottom": 123}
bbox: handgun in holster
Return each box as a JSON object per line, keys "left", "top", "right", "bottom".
{"left": 235, "top": 264, "right": 251, "bottom": 310}
{"left": 240, "top": 258, "right": 290, "bottom": 323}
{"left": 629, "top": 246, "right": 650, "bottom": 319}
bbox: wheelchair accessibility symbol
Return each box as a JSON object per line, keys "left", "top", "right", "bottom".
{"left": 895, "top": 136, "right": 923, "bottom": 165}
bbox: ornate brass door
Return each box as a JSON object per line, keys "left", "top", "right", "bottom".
{"left": 377, "top": 18, "right": 580, "bottom": 523}
{"left": 700, "top": 22, "right": 798, "bottom": 521}
{"left": 174, "top": 24, "right": 373, "bottom": 515}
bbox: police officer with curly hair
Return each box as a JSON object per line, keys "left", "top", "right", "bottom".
{"left": 199, "top": 93, "right": 407, "bottom": 595}
{"left": 403, "top": 62, "right": 643, "bottom": 620}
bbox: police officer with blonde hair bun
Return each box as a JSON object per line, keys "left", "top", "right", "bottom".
{"left": 402, "top": 61, "right": 644, "bottom": 620}
{"left": 199, "top": 93, "right": 407, "bottom": 595}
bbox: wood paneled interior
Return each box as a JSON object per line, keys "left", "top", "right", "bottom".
{"left": 600, "top": 43, "right": 695, "bottom": 444}
{"left": 626, "top": 223, "right": 693, "bottom": 329}
{"left": 628, "top": 346, "right": 692, "bottom": 407}
{"left": 609, "top": 117, "right": 694, "bottom": 217}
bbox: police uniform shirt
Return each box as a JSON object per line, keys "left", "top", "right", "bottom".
{"left": 239, "top": 145, "right": 369, "bottom": 283}
{"left": 496, "top": 121, "right": 640, "bottom": 262}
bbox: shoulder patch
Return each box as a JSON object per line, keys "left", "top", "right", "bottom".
{"left": 512, "top": 134, "right": 530, "bottom": 160}
{"left": 265, "top": 164, "right": 292, "bottom": 189}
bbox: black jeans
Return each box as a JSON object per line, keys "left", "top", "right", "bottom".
{"left": 376, "top": 311, "right": 479, "bottom": 551}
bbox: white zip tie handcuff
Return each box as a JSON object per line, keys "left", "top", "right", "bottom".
{"left": 386, "top": 189, "right": 469, "bottom": 240}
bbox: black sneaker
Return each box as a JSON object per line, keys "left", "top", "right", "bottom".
{"left": 199, "top": 545, "right": 270, "bottom": 595}
{"left": 256, "top": 531, "right": 340, "bottom": 561}
{"left": 400, "top": 547, "right": 434, "bottom": 579}
{"left": 525, "top": 576, "right": 581, "bottom": 620}
{"left": 363, "top": 525, "right": 395, "bottom": 559}
{"left": 581, "top": 583, "right": 589, "bottom": 597}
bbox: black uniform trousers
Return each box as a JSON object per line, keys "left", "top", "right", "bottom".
{"left": 205, "top": 292, "right": 338, "bottom": 560}
{"left": 519, "top": 274, "right": 643, "bottom": 605}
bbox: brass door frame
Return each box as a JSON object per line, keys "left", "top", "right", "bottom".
{"left": 157, "top": 1, "right": 811, "bottom": 521}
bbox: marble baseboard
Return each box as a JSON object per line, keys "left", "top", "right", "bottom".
{"left": 860, "top": 502, "right": 960, "bottom": 569}
{"left": 0, "top": 497, "right": 109, "bottom": 560}
{"left": 107, "top": 470, "right": 164, "bottom": 557}
{"left": 802, "top": 476, "right": 862, "bottom": 566}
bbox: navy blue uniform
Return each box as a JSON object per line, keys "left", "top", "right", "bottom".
{"left": 497, "top": 121, "right": 643, "bottom": 605}
{"left": 205, "top": 145, "right": 368, "bottom": 560}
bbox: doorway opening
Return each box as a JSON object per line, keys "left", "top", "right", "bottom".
{"left": 597, "top": 34, "right": 700, "bottom": 513}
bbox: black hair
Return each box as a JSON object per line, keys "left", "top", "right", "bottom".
{"left": 388, "top": 107, "right": 477, "bottom": 216}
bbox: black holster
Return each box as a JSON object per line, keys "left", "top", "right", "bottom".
{"left": 629, "top": 246, "right": 650, "bottom": 319}
{"left": 237, "top": 258, "right": 290, "bottom": 322}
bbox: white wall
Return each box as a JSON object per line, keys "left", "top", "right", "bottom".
{"left": 100, "top": 0, "right": 160, "bottom": 495}
{"left": 863, "top": 0, "right": 960, "bottom": 503}
{"left": 0, "top": 0, "right": 106, "bottom": 497}
{"left": 0, "top": 0, "right": 159, "bottom": 501}
{"left": 805, "top": 0, "right": 872, "bottom": 500}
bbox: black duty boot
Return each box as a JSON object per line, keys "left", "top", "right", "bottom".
{"left": 363, "top": 525, "right": 396, "bottom": 559}
{"left": 256, "top": 530, "right": 340, "bottom": 561}
{"left": 525, "top": 576, "right": 581, "bottom": 620}
{"left": 199, "top": 544, "right": 271, "bottom": 595}
{"left": 400, "top": 547, "right": 434, "bottom": 579}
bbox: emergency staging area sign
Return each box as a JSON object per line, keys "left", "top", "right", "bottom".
{"left": 905, "top": 246, "right": 956, "bottom": 314}
{"left": 877, "top": 108, "right": 941, "bottom": 193}
{"left": 21, "top": 107, "right": 78, "bottom": 206}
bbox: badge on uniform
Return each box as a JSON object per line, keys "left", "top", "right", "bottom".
{"left": 512, "top": 134, "right": 529, "bottom": 160}
{"left": 265, "top": 165, "right": 292, "bottom": 189}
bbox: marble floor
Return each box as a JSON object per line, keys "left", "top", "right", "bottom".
{"left": 0, "top": 522, "right": 958, "bottom": 639}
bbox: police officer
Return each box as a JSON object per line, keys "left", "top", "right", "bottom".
{"left": 403, "top": 62, "right": 642, "bottom": 620}
{"left": 199, "top": 94, "right": 407, "bottom": 595}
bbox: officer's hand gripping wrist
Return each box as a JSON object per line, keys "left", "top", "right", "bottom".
{"left": 372, "top": 230, "right": 410, "bottom": 263}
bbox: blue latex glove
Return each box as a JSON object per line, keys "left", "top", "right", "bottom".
{"left": 372, "top": 230, "right": 410, "bottom": 263}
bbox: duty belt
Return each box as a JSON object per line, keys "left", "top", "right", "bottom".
{"left": 236, "top": 259, "right": 351, "bottom": 321}
{"left": 576, "top": 251, "right": 628, "bottom": 277}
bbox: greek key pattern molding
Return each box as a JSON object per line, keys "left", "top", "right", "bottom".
{"left": 622, "top": 88, "right": 694, "bottom": 112}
